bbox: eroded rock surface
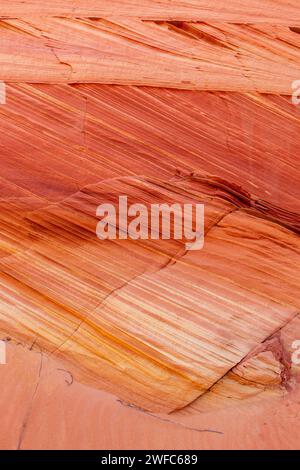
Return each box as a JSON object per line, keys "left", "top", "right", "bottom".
{"left": 0, "top": 2, "right": 300, "bottom": 449}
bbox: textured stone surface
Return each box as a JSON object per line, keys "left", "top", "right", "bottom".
{"left": 0, "top": 1, "right": 300, "bottom": 450}
{"left": 0, "top": 112, "right": 299, "bottom": 412}
{"left": 0, "top": 19, "right": 300, "bottom": 92}
{"left": 1, "top": 1, "right": 300, "bottom": 23}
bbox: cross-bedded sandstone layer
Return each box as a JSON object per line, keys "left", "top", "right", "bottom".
{"left": 0, "top": 1, "right": 299, "bottom": 449}
{"left": 1, "top": 84, "right": 299, "bottom": 415}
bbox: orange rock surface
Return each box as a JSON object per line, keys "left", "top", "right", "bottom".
{"left": 0, "top": 19, "right": 300, "bottom": 93}
{"left": 1, "top": 1, "right": 300, "bottom": 23}
{"left": 0, "top": 0, "right": 300, "bottom": 450}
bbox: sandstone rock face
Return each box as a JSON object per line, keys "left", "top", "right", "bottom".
{"left": 0, "top": 19, "right": 300, "bottom": 93}
{"left": 0, "top": 1, "right": 299, "bottom": 450}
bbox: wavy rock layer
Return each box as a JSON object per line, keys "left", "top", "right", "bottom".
{"left": 1, "top": 84, "right": 299, "bottom": 211}
{"left": 0, "top": 1, "right": 300, "bottom": 449}
{"left": 1, "top": 1, "right": 300, "bottom": 23}
{"left": 1, "top": 19, "right": 300, "bottom": 92}
{"left": 0, "top": 83, "right": 300, "bottom": 416}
